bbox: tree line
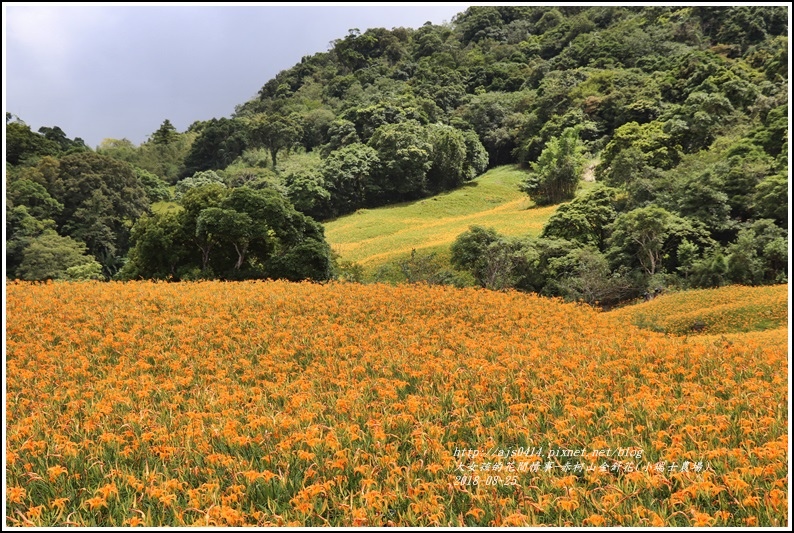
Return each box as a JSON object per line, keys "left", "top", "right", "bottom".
{"left": 5, "top": 6, "right": 788, "bottom": 299}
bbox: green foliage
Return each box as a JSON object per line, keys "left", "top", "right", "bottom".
{"left": 450, "top": 226, "right": 519, "bottom": 290}
{"left": 554, "top": 246, "right": 638, "bottom": 306}
{"left": 284, "top": 169, "right": 331, "bottom": 220}
{"left": 598, "top": 121, "right": 681, "bottom": 185}
{"left": 425, "top": 123, "right": 469, "bottom": 192}
{"left": 117, "top": 211, "right": 191, "bottom": 280}
{"left": 266, "top": 238, "right": 333, "bottom": 282}
{"left": 752, "top": 104, "right": 788, "bottom": 160}
{"left": 150, "top": 119, "right": 179, "bottom": 145}
{"left": 753, "top": 171, "right": 788, "bottom": 228}
{"left": 461, "top": 129, "right": 489, "bottom": 180}
{"left": 182, "top": 117, "right": 248, "bottom": 176}
{"left": 724, "top": 220, "right": 788, "bottom": 285}
{"left": 298, "top": 108, "right": 336, "bottom": 151}
{"left": 65, "top": 261, "right": 105, "bottom": 281}
{"left": 606, "top": 206, "right": 711, "bottom": 278}
{"left": 38, "top": 125, "right": 88, "bottom": 153}
{"left": 96, "top": 138, "right": 137, "bottom": 163}
{"left": 542, "top": 184, "right": 618, "bottom": 249}
{"left": 98, "top": 128, "right": 195, "bottom": 184}
{"left": 322, "top": 119, "right": 360, "bottom": 155}
{"left": 694, "top": 6, "right": 787, "bottom": 52}
{"left": 688, "top": 248, "right": 730, "bottom": 289}
{"left": 17, "top": 230, "right": 102, "bottom": 281}
{"left": 195, "top": 207, "right": 255, "bottom": 271}
{"left": 174, "top": 170, "right": 226, "bottom": 200}
{"left": 123, "top": 185, "right": 332, "bottom": 282}
{"left": 322, "top": 143, "right": 380, "bottom": 216}
{"left": 344, "top": 95, "right": 439, "bottom": 142}
{"left": 456, "top": 6, "right": 506, "bottom": 45}
{"left": 5, "top": 205, "right": 57, "bottom": 278}
{"left": 6, "top": 178, "right": 63, "bottom": 221}
{"left": 670, "top": 169, "right": 731, "bottom": 232}
{"left": 520, "top": 127, "right": 585, "bottom": 205}
{"left": 374, "top": 249, "right": 462, "bottom": 286}
{"left": 248, "top": 113, "right": 303, "bottom": 167}
{"left": 51, "top": 151, "right": 149, "bottom": 277}
{"left": 135, "top": 168, "right": 172, "bottom": 203}
{"left": 367, "top": 120, "right": 433, "bottom": 201}
{"left": 456, "top": 91, "right": 526, "bottom": 166}
{"left": 450, "top": 225, "right": 639, "bottom": 304}
{"left": 6, "top": 120, "right": 60, "bottom": 165}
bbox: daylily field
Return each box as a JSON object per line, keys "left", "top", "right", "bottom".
{"left": 5, "top": 281, "right": 789, "bottom": 526}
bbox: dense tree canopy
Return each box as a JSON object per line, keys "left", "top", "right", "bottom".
{"left": 120, "top": 185, "right": 333, "bottom": 282}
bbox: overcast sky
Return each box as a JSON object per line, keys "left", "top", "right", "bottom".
{"left": 4, "top": 3, "right": 470, "bottom": 149}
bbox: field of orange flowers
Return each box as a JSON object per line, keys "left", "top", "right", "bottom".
{"left": 5, "top": 280, "right": 789, "bottom": 526}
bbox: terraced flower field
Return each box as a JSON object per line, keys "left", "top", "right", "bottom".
{"left": 5, "top": 281, "right": 789, "bottom": 526}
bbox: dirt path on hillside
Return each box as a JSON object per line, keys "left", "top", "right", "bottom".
{"left": 583, "top": 159, "right": 597, "bottom": 182}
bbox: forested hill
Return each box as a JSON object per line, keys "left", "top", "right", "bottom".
{"left": 5, "top": 6, "right": 789, "bottom": 301}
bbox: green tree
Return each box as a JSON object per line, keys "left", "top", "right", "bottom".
{"left": 322, "top": 143, "right": 380, "bottom": 215}
{"left": 753, "top": 171, "right": 788, "bottom": 227}
{"left": 556, "top": 247, "right": 638, "bottom": 306}
{"left": 675, "top": 238, "right": 700, "bottom": 282}
{"left": 520, "top": 127, "right": 585, "bottom": 205}
{"left": 195, "top": 207, "right": 254, "bottom": 272}
{"left": 284, "top": 170, "right": 332, "bottom": 220}
{"left": 606, "top": 206, "right": 707, "bottom": 278}
{"left": 541, "top": 185, "right": 618, "bottom": 249}
{"left": 6, "top": 178, "right": 63, "bottom": 221}
{"left": 461, "top": 129, "right": 489, "bottom": 180}
{"left": 5, "top": 205, "right": 57, "bottom": 278}
{"left": 150, "top": 119, "right": 179, "bottom": 145}
{"left": 6, "top": 119, "right": 59, "bottom": 165}
{"left": 266, "top": 238, "right": 333, "bottom": 282}
{"left": 53, "top": 152, "right": 149, "bottom": 276}
{"left": 450, "top": 226, "right": 521, "bottom": 290}
{"left": 17, "top": 230, "right": 102, "bottom": 281}
{"left": 96, "top": 138, "right": 138, "bottom": 164}
{"left": 457, "top": 91, "right": 523, "bottom": 166}
{"left": 174, "top": 170, "right": 226, "bottom": 200}
{"left": 322, "top": 119, "right": 360, "bottom": 155}
{"left": 143, "top": 184, "right": 335, "bottom": 281}
{"left": 456, "top": 6, "right": 506, "bottom": 44}
{"left": 672, "top": 169, "right": 731, "bottom": 232}
{"left": 38, "top": 126, "right": 88, "bottom": 153}
{"left": 118, "top": 211, "right": 192, "bottom": 280}
{"left": 65, "top": 261, "right": 105, "bottom": 280}
{"left": 597, "top": 120, "right": 681, "bottom": 185}
{"left": 425, "top": 123, "right": 468, "bottom": 191}
{"left": 135, "top": 168, "right": 172, "bottom": 203}
{"left": 688, "top": 248, "right": 729, "bottom": 288}
{"left": 248, "top": 113, "right": 303, "bottom": 168}
{"left": 182, "top": 118, "right": 248, "bottom": 176}
{"left": 299, "top": 108, "right": 336, "bottom": 151}
{"left": 367, "top": 120, "right": 433, "bottom": 201}
{"left": 725, "top": 220, "right": 787, "bottom": 285}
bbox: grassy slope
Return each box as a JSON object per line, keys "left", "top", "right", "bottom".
{"left": 606, "top": 284, "right": 789, "bottom": 336}
{"left": 151, "top": 201, "right": 181, "bottom": 214}
{"left": 325, "top": 165, "right": 592, "bottom": 270}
